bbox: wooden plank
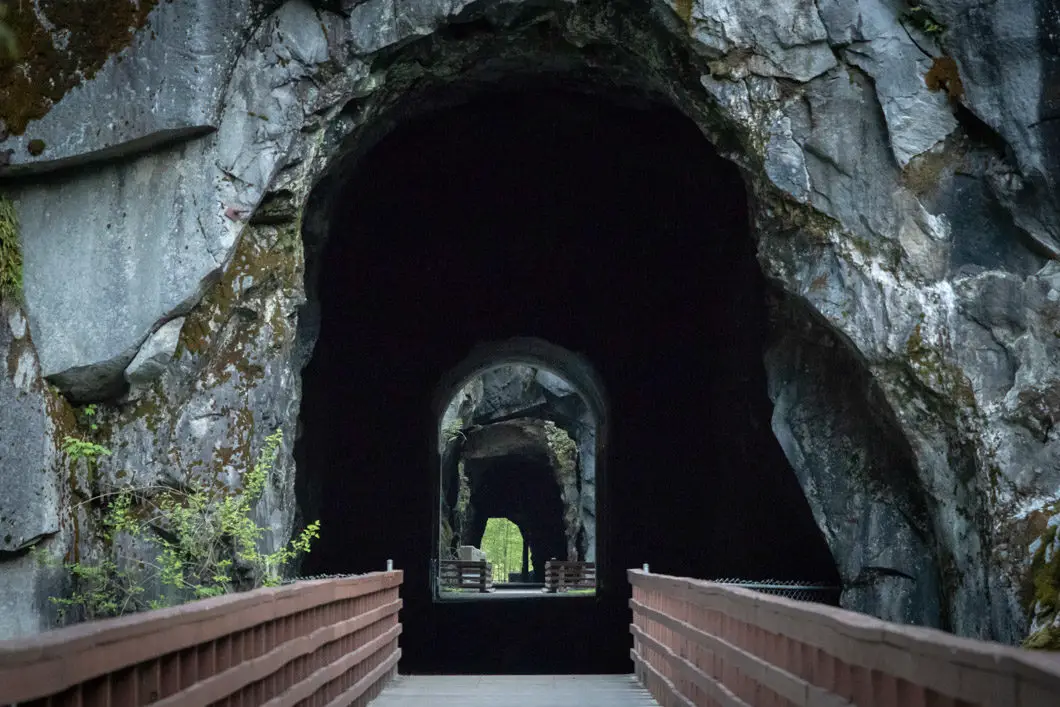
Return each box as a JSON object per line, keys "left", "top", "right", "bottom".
{"left": 627, "top": 570, "right": 1060, "bottom": 705}
{"left": 631, "top": 628, "right": 751, "bottom": 707}
{"left": 371, "top": 674, "right": 658, "bottom": 706}
{"left": 260, "top": 625, "right": 401, "bottom": 707}
{"left": 322, "top": 646, "right": 401, "bottom": 707}
{"left": 631, "top": 598, "right": 853, "bottom": 707}
{"left": 152, "top": 599, "right": 401, "bottom": 707}
{"left": 0, "top": 573, "right": 403, "bottom": 702}
{"left": 628, "top": 649, "right": 696, "bottom": 707}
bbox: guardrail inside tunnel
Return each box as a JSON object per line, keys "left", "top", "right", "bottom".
{"left": 629, "top": 568, "right": 1060, "bottom": 707}
{"left": 706, "top": 578, "right": 841, "bottom": 605}
{"left": 0, "top": 570, "right": 403, "bottom": 707}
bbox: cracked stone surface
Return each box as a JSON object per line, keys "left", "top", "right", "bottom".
{"left": 0, "top": 0, "right": 1058, "bottom": 643}
{"left": 0, "top": 303, "right": 67, "bottom": 639}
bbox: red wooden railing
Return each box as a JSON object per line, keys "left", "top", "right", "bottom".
{"left": 439, "top": 560, "right": 493, "bottom": 593}
{"left": 544, "top": 561, "right": 596, "bottom": 593}
{"left": 0, "top": 571, "right": 402, "bottom": 707}
{"left": 629, "top": 569, "right": 1060, "bottom": 707}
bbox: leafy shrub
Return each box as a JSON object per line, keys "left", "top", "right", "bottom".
{"left": 38, "top": 429, "right": 320, "bottom": 623}
{"left": 903, "top": 4, "right": 945, "bottom": 35}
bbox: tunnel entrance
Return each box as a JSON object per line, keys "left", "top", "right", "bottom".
{"left": 478, "top": 518, "right": 533, "bottom": 584}
{"left": 296, "top": 85, "right": 840, "bottom": 673}
{"left": 435, "top": 356, "right": 602, "bottom": 598}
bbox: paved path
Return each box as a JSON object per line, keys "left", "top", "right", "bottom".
{"left": 371, "top": 675, "right": 658, "bottom": 706}
{"left": 438, "top": 588, "right": 589, "bottom": 600}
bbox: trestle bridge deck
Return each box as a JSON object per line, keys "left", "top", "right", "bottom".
{"left": 2, "top": 569, "right": 1059, "bottom": 707}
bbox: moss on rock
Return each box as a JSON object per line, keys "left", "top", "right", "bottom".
{"left": 904, "top": 321, "right": 977, "bottom": 409}
{"left": 1023, "top": 512, "right": 1060, "bottom": 650}
{"left": 0, "top": 0, "right": 159, "bottom": 136}
{"left": 176, "top": 215, "right": 303, "bottom": 391}
{"left": 543, "top": 421, "right": 577, "bottom": 483}
{"left": 1024, "top": 625, "right": 1060, "bottom": 650}
{"left": 0, "top": 195, "right": 22, "bottom": 300}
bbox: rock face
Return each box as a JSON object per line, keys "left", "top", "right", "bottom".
{"left": 767, "top": 297, "right": 943, "bottom": 627}
{"left": 0, "top": 303, "right": 68, "bottom": 638}
{"left": 0, "top": 0, "right": 1058, "bottom": 643}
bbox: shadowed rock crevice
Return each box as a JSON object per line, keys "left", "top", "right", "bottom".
{"left": 766, "top": 292, "right": 943, "bottom": 628}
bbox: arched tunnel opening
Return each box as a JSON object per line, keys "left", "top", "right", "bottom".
{"left": 436, "top": 360, "right": 601, "bottom": 590}
{"left": 460, "top": 446, "right": 569, "bottom": 585}
{"left": 295, "top": 85, "right": 841, "bottom": 673}
{"left": 476, "top": 517, "right": 535, "bottom": 584}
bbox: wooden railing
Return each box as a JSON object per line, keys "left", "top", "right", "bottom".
{"left": 0, "top": 571, "right": 403, "bottom": 707}
{"left": 629, "top": 569, "right": 1060, "bottom": 707}
{"left": 545, "top": 561, "right": 595, "bottom": 593}
{"left": 439, "top": 560, "right": 493, "bottom": 593}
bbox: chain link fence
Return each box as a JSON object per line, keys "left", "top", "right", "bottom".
{"left": 708, "top": 578, "right": 842, "bottom": 605}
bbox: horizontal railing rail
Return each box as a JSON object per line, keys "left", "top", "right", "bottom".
{"left": 0, "top": 570, "right": 403, "bottom": 707}
{"left": 545, "top": 561, "right": 595, "bottom": 593}
{"left": 629, "top": 569, "right": 1060, "bottom": 707}
{"left": 439, "top": 560, "right": 493, "bottom": 593}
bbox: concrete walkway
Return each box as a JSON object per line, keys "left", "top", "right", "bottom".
{"left": 371, "top": 675, "right": 658, "bottom": 706}
{"left": 437, "top": 588, "right": 593, "bottom": 600}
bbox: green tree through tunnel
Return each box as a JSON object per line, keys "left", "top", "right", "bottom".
{"left": 480, "top": 518, "right": 533, "bottom": 582}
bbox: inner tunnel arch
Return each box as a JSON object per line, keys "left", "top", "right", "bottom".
{"left": 432, "top": 339, "right": 608, "bottom": 592}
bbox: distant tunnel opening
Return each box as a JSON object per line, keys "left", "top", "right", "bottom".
{"left": 435, "top": 350, "right": 604, "bottom": 590}
{"left": 296, "top": 86, "right": 840, "bottom": 673}
{"left": 456, "top": 434, "right": 571, "bottom": 585}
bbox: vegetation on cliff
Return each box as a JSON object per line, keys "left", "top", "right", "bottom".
{"left": 1024, "top": 515, "right": 1060, "bottom": 650}
{"left": 38, "top": 429, "right": 320, "bottom": 623}
{"left": 0, "top": 196, "right": 21, "bottom": 301}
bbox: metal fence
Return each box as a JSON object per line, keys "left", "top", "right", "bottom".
{"left": 706, "top": 578, "right": 841, "bottom": 604}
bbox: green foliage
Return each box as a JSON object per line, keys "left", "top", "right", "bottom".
{"left": 903, "top": 4, "right": 945, "bottom": 35}
{"left": 544, "top": 421, "right": 577, "bottom": 478}
{"left": 0, "top": 196, "right": 22, "bottom": 301}
{"left": 40, "top": 429, "right": 321, "bottom": 623}
{"left": 0, "top": 5, "right": 17, "bottom": 59}
{"left": 455, "top": 460, "right": 470, "bottom": 516}
{"left": 1022, "top": 520, "right": 1060, "bottom": 651}
{"left": 442, "top": 417, "right": 467, "bottom": 444}
{"left": 62, "top": 437, "right": 111, "bottom": 465}
{"left": 63, "top": 436, "right": 111, "bottom": 458}
{"left": 480, "top": 517, "right": 532, "bottom": 581}
{"left": 1025, "top": 625, "right": 1060, "bottom": 650}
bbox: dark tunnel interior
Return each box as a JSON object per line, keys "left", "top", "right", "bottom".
{"left": 295, "top": 86, "right": 840, "bottom": 673}
{"left": 461, "top": 456, "right": 569, "bottom": 584}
